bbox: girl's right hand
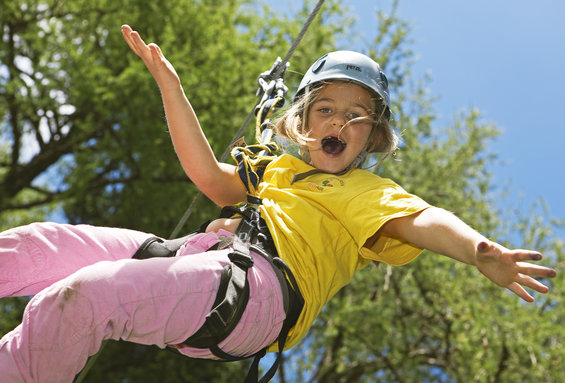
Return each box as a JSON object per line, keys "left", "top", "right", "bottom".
{"left": 121, "top": 25, "right": 181, "bottom": 92}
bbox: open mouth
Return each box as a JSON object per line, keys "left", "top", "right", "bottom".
{"left": 321, "top": 136, "right": 346, "bottom": 155}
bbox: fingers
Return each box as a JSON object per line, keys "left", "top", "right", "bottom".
{"left": 511, "top": 249, "right": 543, "bottom": 262}
{"left": 509, "top": 264, "right": 555, "bottom": 301}
{"left": 120, "top": 25, "right": 171, "bottom": 81}
{"left": 507, "top": 282, "right": 535, "bottom": 303}
{"left": 515, "top": 272, "right": 550, "bottom": 293}
{"left": 516, "top": 261, "right": 557, "bottom": 279}
{"left": 149, "top": 43, "right": 165, "bottom": 62}
{"left": 498, "top": 248, "right": 555, "bottom": 301}
{"left": 513, "top": 260, "right": 555, "bottom": 300}
{"left": 121, "top": 25, "right": 137, "bottom": 52}
{"left": 476, "top": 241, "right": 556, "bottom": 303}
{"left": 121, "top": 25, "right": 149, "bottom": 58}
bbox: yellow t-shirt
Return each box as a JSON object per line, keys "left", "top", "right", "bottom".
{"left": 258, "top": 154, "right": 430, "bottom": 351}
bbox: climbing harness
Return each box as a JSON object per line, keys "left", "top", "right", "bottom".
{"left": 75, "top": 2, "right": 325, "bottom": 382}
{"left": 135, "top": 52, "right": 303, "bottom": 382}
{"left": 130, "top": 86, "right": 303, "bottom": 382}
{"left": 133, "top": 203, "right": 304, "bottom": 383}
{"left": 172, "top": 56, "right": 302, "bottom": 382}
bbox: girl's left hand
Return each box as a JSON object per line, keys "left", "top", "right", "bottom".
{"left": 475, "top": 241, "right": 556, "bottom": 302}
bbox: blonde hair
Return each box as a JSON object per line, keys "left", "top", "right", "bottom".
{"left": 275, "top": 80, "right": 399, "bottom": 165}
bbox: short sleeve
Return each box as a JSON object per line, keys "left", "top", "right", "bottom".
{"left": 344, "top": 178, "right": 431, "bottom": 266}
{"left": 360, "top": 233, "right": 424, "bottom": 266}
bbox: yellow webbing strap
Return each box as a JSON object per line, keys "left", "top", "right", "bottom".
{"left": 231, "top": 96, "right": 283, "bottom": 203}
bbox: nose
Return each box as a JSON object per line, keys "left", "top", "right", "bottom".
{"left": 330, "top": 112, "right": 346, "bottom": 128}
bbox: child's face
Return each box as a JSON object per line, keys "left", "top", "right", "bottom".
{"left": 305, "top": 82, "right": 374, "bottom": 173}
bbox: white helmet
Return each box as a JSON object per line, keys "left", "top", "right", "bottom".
{"left": 295, "top": 50, "right": 390, "bottom": 120}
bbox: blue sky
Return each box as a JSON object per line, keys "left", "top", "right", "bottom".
{"left": 339, "top": 0, "right": 565, "bottom": 223}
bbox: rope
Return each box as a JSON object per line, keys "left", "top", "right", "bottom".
{"left": 75, "top": 2, "right": 326, "bottom": 382}
{"left": 279, "top": 0, "right": 326, "bottom": 78}
{"left": 169, "top": 0, "right": 326, "bottom": 238}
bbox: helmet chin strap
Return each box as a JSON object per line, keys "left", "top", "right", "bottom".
{"left": 346, "top": 149, "right": 368, "bottom": 171}
{"left": 299, "top": 145, "right": 313, "bottom": 166}
{"left": 291, "top": 146, "right": 368, "bottom": 184}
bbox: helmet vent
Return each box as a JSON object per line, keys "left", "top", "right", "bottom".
{"left": 312, "top": 54, "right": 328, "bottom": 73}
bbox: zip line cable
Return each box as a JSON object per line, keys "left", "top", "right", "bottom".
{"left": 74, "top": 1, "right": 325, "bottom": 382}
{"left": 168, "top": 0, "right": 326, "bottom": 239}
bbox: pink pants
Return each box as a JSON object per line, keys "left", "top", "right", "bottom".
{"left": 0, "top": 222, "right": 285, "bottom": 383}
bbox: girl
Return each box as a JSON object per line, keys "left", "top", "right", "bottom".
{"left": 0, "top": 25, "right": 556, "bottom": 383}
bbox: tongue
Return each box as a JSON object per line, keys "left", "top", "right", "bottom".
{"left": 321, "top": 137, "right": 346, "bottom": 154}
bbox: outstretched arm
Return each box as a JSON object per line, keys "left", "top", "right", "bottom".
{"left": 121, "top": 25, "right": 247, "bottom": 206}
{"left": 380, "top": 207, "right": 557, "bottom": 302}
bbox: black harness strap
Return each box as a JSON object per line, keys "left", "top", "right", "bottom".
{"left": 132, "top": 220, "right": 212, "bottom": 260}
{"left": 132, "top": 206, "right": 304, "bottom": 383}
{"left": 183, "top": 213, "right": 255, "bottom": 355}
{"left": 246, "top": 253, "right": 303, "bottom": 383}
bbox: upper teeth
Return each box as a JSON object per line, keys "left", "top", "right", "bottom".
{"left": 321, "top": 136, "right": 346, "bottom": 154}
{"left": 322, "top": 136, "right": 345, "bottom": 145}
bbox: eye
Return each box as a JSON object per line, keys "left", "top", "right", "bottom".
{"left": 318, "top": 107, "right": 332, "bottom": 114}
{"left": 345, "top": 112, "right": 360, "bottom": 120}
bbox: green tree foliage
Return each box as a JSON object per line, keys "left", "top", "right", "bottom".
{"left": 1, "top": 0, "right": 562, "bottom": 382}
{"left": 0, "top": 0, "right": 345, "bottom": 235}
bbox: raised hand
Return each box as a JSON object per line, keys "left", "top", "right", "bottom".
{"left": 121, "top": 24, "right": 181, "bottom": 91}
{"left": 475, "top": 241, "right": 556, "bottom": 302}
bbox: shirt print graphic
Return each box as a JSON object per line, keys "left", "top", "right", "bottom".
{"left": 307, "top": 176, "right": 345, "bottom": 192}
